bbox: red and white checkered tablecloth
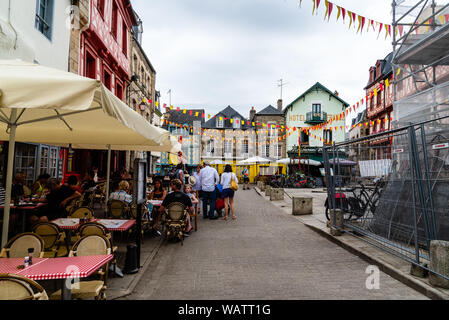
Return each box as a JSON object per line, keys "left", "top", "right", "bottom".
{"left": 0, "top": 258, "right": 47, "bottom": 275}
{"left": 94, "top": 219, "right": 136, "bottom": 232}
{"left": 13, "top": 255, "right": 113, "bottom": 281}
{"left": 52, "top": 218, "right": 81, "bottom": 230}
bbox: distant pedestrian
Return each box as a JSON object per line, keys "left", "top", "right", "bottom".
{"left": 176, "top": 164, "right": 185, "bottom": 187}
{"left": 199, "top": 162, "right": 219, "bottom": 220}
{"left": 242, "top": 167, "right": 250, "bottom": 190}
{"left": 220, "top": 165, "right": 238, "bottom": 220}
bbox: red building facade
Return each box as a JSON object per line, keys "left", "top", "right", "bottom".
{"left": 65, "top": 0, "right": 136, "bottom": 180}
{"left": 365, "top": 53, "right": 394, "bottom": 160}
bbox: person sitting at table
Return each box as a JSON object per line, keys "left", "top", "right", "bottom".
{"left": 159, "top": 179, "right": 193, "bottom": 235}
{"left": 149, "top": 179, "right": 166, "bottom": 201}
{"left": 68, "top": 175, "right": 82, "bottom": 194}
{"left": 109, "top": 180, "right": 132, "bottom": 205}
{"left": 31, "top": 173, "right": 51, "bottom": 197}
{"left": 34, "top": 178, "right": 82, "bottom": 222}
{"left": 148, "top": 179, "right": 166, "bottom": 236}
{"left": 81, "top": 171, "right": 96, "bottom": 193}
{"left": 12, "top": 173, "right": 26, "bottom": 201}
{"left": 183, "top": 184, "right": 199, "bottom": 206}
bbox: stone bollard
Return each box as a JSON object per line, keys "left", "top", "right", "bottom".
{"left": 429, "top": 240, "right": 449, "bottom": 288}
{"left": 257, "top": 181, "right": 262, "bottom": 189}
{"left": 265, "top": 185, "right": 272, "bottom": 197}
{"left": 260, "top": 183, "right": 266, "bottom": 192}
{"left": 270, "top": 188, "right": 284, "bottom": 201}
{"left": 292, "top": 197, "right": 313, "bottom": 216}
{"left": 329, "top": 209, "right": 343, "bottom": 236}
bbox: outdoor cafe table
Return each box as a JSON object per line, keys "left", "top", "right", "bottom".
{"left": 0, "top": 255, "right": 113, "bottom": 300}
{"left": 0, "top": 202, "right": 47, "bottom": 233}
{"left": 52, "top": 218, "right": 82, "bottom": 253}
{"left": 93, "top": 219, "right": 136, "bottom": 232}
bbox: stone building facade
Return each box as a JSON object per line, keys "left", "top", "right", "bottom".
{"left": 250, "top": 100, "right": 287, "bottom": 160}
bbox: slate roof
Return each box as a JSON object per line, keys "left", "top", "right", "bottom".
{"left": 202, "top": 106, "right": 251, "bottom": 129}
{"left": 256, "top": 105, "right": 283, "bottom": 116}
{"left": 351, "top": 110, "right": 366, "bottom": 126}
{"left": 283, "top": 82, "right": 350, "bottom": 114}
{"left": 164, "top": 109, "right": 205, "bottom": 129}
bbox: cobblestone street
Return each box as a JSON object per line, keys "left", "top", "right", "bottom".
{"left": 125, "top": 189, "right": 427, "bottom": 300}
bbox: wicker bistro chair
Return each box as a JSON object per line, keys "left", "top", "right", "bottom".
{"left": 107, "top": 200, "right": 130, "bottom": 219}
{"left": 69, "top": 207, "right": 94, "bottom": 219}
{"left": 163, "top": 202, "right": 188, "bottom": 246}
{"left": 0, "top": 274, "right": 49, "bottom": 300}
{"left": 0, "top": 233, "right": 45, "bottom": 258}
{"left": 50, "top": 235, "right": 112, "bottom": 300}
{"left": 32, "top": 222, "right": 65, "bottom": 258}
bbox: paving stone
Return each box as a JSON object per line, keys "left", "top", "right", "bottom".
{"left": 124, "top": 189, "right": 427, "bottom": 300}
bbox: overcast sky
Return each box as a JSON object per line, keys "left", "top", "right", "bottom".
{"left": 131, "top": 0, "right": 393, "bottom": 121}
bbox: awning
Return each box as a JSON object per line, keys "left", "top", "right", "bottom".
{"left": 0, "top": 59, "right": 179, "bottom": 246}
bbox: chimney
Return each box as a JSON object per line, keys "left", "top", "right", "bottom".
{"left": 334, "top": 91, "right": 339, "bottom": 97}
{"left": 250, "top": 106, "right": 256, "bottom": 121}
{"left": 277, "top": 99, "right": 283, "bottom": 111}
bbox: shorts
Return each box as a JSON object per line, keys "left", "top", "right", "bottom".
{"left": 243, "top": 177, "right": 250, "bottom": 183}
{"left": 221, "top": 188, "right": 235, "bottom": 199}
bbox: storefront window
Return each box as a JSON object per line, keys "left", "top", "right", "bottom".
{"left": 15, "top": 143, "right": 37, "bottom": 187}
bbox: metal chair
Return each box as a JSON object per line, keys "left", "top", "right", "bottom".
{"left": 0, "top": 274, "right": 49, "bottom": 300}
{"left": 163, "top": 202, "right": 188, "bottom": 245}
{"left": 50, "top": 235, "right": 111, "bottom": 300}
{"left": 107, "top": 200, "right": 129, "bottom": 219}
{"left": 69, "top": 207, "right": 94, "bottom": 219}
{"left": 0, "top": 233, "right": 45, "bottom": 258}
{"left": 32, "top": 222, "right": 65, "bottom": 257}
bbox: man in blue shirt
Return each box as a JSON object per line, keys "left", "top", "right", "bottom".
{"left": 199, "top": 163, "right": 219, "bottom": 219}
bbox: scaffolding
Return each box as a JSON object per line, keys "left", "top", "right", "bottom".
{"left": 392, "top": 0, "right": 449, "bottom": 128}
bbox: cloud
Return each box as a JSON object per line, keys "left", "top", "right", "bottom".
{"left": 131, "top": 0, "right": 392, "bottom": 119}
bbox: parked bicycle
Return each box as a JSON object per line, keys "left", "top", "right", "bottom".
{"left": 325, "top": 178, "right": 385, "bottom": 221}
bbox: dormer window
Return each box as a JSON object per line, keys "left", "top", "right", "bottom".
{"left": 217, "top": 117, "right": 224, "bottom": 128}
{"left": 376, "top": 61, "right": 382, "bottom": 80}
{"left": 233, "top": 118, "right": 240, "bottom": 129}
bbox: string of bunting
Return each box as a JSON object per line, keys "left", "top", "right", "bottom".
{"left": 300, "top": 0, "right": 393, "bottom": 38}
{"left": 299, "top": 0, "right": 449, "bottom": 39}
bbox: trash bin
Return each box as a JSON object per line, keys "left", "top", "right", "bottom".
{"left": 123, "top": 244, "right": 139, "bottom": 274}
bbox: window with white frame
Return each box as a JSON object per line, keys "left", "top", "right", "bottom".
{"left": 233, "top": 118, "right": 240, "bottom": 129}
{"left": 35, "top": 0, "right": 54, "bottom": 40}
{"left": 265, "top": 144, "right": 270, "bottom": 158}
{"left": 206, "top": 140, "right": 214, "bottom": 154}
{"left": 216, "top": 117, "right": 224, "bottom": 128}
{"left": 276, "top": 145, "right": 282, "bottom": 158}
{"left": 224, "top": 140, "right": 233, "bottom": 155}
{"left": 243, "top": 139, "right": 249, "bottom": 154}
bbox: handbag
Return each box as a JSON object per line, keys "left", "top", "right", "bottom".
{"left": 230, "top": 174, "right": 239, "bottom": 191}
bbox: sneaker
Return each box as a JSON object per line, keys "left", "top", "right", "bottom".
{"left": 209, "top": 216, "right": 219, "bottom": 220}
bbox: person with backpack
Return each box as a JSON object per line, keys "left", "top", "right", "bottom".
{"left": 175, "top": 164, "right": 185, "bottom": 187}
{"left": 242, "top": 167, "right": 250, "bottom": 190}
{"left": 220, "top": 164, "right": 239, "bottom": 221}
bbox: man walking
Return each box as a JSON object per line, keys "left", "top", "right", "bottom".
{"left": 199, "top": 162, "right": 219, "bottom": 220}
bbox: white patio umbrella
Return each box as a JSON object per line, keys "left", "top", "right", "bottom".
{"left": 209, "top": 159, "right": 230, "bottom": 165}
{"left": 237, "top": 156, "right": 272, "bottom": 165}
{"left": 0, "top": 59, "right": 178, "bottom": 246}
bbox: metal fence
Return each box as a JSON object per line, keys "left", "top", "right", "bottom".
{"left": 324, "top": 116, "right": 449, "bottom": 280}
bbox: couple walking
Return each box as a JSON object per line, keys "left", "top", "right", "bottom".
{"left": 200, "top": 163, "right": 238, "bottom": 221}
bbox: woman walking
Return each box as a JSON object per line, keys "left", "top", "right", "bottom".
{"left": 220, "top": 164, "right": 238, "bottom": 221}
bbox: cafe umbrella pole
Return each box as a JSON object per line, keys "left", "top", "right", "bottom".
{"left": 1, "top": 109, "right": 18, "bottom": 248}
{"left": 105, "top": 145, "right": 111, "bottom": 217}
